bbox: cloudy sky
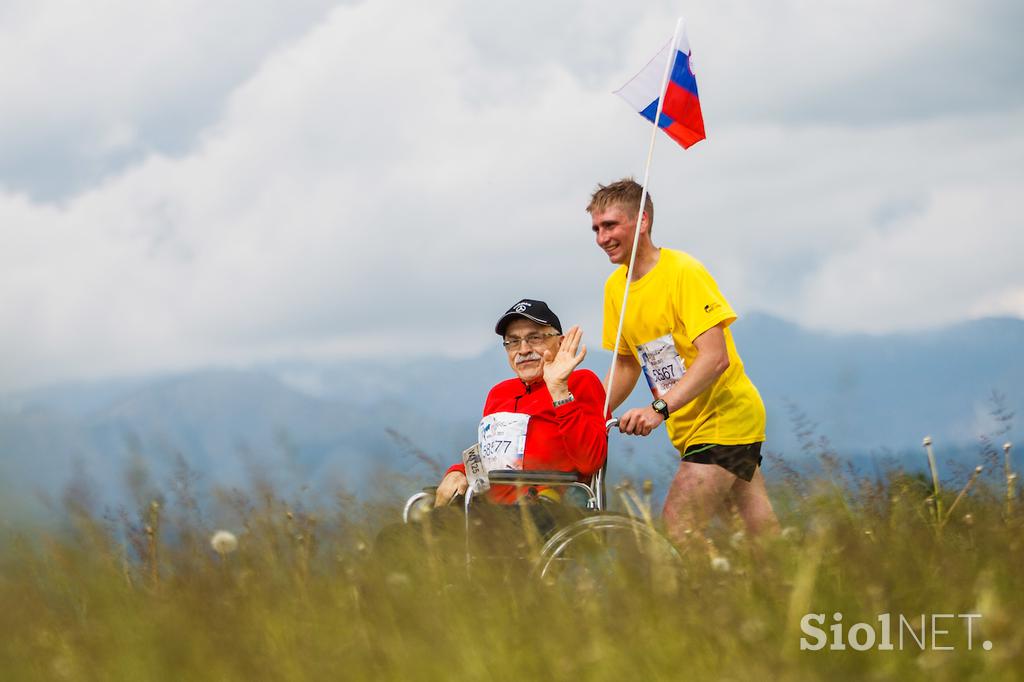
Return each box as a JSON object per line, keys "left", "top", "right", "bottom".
{"left": 2, "top": 0, "right": 1022, "bottom": 390}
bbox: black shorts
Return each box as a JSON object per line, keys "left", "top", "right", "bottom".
{"left": 682, "top": 442, "right": 763, "bottom": 482}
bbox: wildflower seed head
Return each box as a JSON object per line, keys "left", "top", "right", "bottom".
{"left": 642, "top": 479, "right": 653, "bottom": 495}
{"left": 210, "top": 530, "right": 239, "bottom": 555}
{"left": 150, "top": 501, "right": 160, "bottom": 511}
{"left": 1009, "top": 473, "right": 1018, "bottom": 483}
{"left": 286, "top": 511, "right": 294, "bottom": 520}
{"left": 975, "top": 465, "right": 984, "bottom": 474}
{"left": 1004, "top": 442, "right": 1013, "bottom": 453}
{"left": 922, "top": 436, "right": 933, "bottom": 447}
{"left": 963, "top": 513, "right": 974, "bottom": 526}
{"left": 711, "top": 556, "right": 731, "bottom": 573}
{"left": 145, "top": 525, "right": 154, "bottom": 536}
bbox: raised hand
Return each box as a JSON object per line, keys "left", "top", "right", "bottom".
{"left": 542, "top": 325, "right": 587, "bottom": 397}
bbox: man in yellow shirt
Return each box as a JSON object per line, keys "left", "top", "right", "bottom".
{"left": 589, "top": 178, "right": 778, "bottom": 545}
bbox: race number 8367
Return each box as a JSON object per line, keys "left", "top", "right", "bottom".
{"left": 638, "top": 333, "right": 685, "bottom": 397}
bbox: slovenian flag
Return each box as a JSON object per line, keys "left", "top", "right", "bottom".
{"left": 615, "top": 24, "right": 706, "bottom": 149}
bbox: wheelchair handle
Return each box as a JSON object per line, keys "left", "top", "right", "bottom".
{"left": 605, "top": 417, "right": 619, "bottom": 433}
{"left": 487, "top": 469, "right": 579, "bottom": 485}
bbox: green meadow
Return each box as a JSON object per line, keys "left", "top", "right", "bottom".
{"left": 1, "top": 441, "right": 1021, "bottom": 681}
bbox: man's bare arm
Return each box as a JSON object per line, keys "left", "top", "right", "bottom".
{"left": 618, "top": 324, "right": 730, "bottom": 436}
{"left": 660, "top": 324, "right": 729, "bottom": 414}
{"left": 604, "top": 351, "right": 642, "bottom": 414}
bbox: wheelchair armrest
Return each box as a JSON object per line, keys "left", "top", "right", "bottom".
{"left": 487, "top": 470, "right": 580, "bottom": 486}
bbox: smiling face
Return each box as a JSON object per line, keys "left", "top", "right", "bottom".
{"left": 503, "top": 318, "right": 562, "bottom": 384}
{"left": 591, "top": 203, "right": 647, "bottom": 265}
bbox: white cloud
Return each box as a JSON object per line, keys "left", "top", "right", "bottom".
{"left": 0, "top": 0, "right": 338, "bottom": 198}
{"left": 643, "top": 110, "right": 1024, "bottom": 331}
{"left": 794, "top": 178, "right": 1024, "bottom": 332}
{"left": 1, "top": 0, "right": 1022, "bottom": 390}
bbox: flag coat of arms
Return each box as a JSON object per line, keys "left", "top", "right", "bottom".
{"left": 615, "top": 24, "right": 706, "bottom": 149}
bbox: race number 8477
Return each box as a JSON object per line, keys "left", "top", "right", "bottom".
{"left": 483, "top": 440, "right": 513, "bottom": 457}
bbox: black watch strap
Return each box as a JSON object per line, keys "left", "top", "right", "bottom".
{"left": 652, "top": 398, "right": 670, "bottom": 419}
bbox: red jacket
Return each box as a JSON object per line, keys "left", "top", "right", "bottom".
{"left": 446, "top": 369, "right": 609, "bottom": 503}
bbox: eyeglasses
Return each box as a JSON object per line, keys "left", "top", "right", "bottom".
{"left": 501, "top": 332, "right": 560, "bottom": 351}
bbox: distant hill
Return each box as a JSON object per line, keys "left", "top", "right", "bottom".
{"left": 734, "top": 313, "right": 1023, "bottom": 456}
{"left": 1, "top": 314, "right": 1020, "bottom": 520}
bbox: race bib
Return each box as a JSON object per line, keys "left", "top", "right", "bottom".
{"left": 461, "top": 443, "right": 489, "bottom": 494}
{"left": 638, "top": 333, "right": 684, "bottom": 397}
{"left": 478, "top": 412, "right": 530, "bottom": 472}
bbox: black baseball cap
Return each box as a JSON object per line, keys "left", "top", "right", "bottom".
{"left": 495, "top": 299, "right": 563, "bottom": 336}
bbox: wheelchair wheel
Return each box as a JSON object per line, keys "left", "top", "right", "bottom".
{"left": 532, "top": 514, "right": 683, "bottom": 595}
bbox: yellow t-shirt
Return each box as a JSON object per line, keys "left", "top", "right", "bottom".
{"left": 602, "top": 248, "right": 766, "bottom": 452}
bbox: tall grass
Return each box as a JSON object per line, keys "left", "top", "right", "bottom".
{"left": 1, "top": 440, "right": 1021, "bottom": 681}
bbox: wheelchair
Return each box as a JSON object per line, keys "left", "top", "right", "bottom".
{"left": 401, "top": 419, "right": 683, "bottom": 590}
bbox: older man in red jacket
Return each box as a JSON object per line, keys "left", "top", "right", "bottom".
{"left": 434, "top": 299, "right": 609, "bottom": 506}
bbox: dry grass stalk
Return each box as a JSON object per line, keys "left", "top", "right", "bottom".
{"left": 922, "top": 436, "right": 943, "bottom": 526}
{"left": 1005, "top": 442, "right": 1015, "bottom": 516}
{"left": 782, "top": 522, "right": 828, "bottom": 660}
{"left": 942, "top": 466, "right": 983, "bottom": 528}
{"left": 145, "top": 500, "right": 161, "bottom": 588}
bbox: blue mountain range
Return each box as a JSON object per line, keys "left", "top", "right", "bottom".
{"left": 1, "top": 313, "right": 1020, "bottom": 521}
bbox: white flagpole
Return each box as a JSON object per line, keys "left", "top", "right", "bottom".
{"left": 603, "top": 17, "right": 684, "bottom": 419}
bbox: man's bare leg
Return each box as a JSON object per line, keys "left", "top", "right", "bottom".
{"left": 661, "top": 460, "right": 736, "bottom": 547}
{"left": 729, "top": 468, "right": 780, "bottom": 537}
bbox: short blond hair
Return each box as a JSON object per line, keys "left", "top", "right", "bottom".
{"left": 586, "top": 178, "right": 655, "bottom": 234}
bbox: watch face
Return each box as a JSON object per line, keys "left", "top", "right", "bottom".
{"left": 653, "top": 399, "right": 668, "bottom": 416}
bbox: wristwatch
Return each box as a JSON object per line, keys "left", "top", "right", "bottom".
{"left": 552, "top": 392, "right": 575, "bottom": 408}
{"left": 651, "top": 398, "right": 670, "bottom": 419}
